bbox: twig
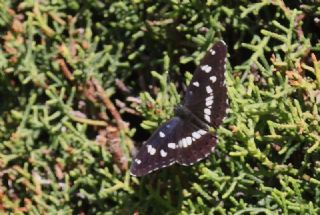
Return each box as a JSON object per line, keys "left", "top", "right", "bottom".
{"left": 96, "top": 126, "right": 128, "bottom": 172}
{"left": 115, "top": 78, "right": 131, "bottom": 95}
{"left": 91, "top": 79, "right": 127, "bottom": 131}
{"left": 311, "top": 53, "right": 320, "bottom": 87}
{"left": 57, "top": 58, "right": 74, "bottom": 81}
{"left": 69, "top": 114, "right": 108, "bottom": 126}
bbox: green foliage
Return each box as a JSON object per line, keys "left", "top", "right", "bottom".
{"left": 139, "top": 71, "right": 181, "bottom": 131}
{"left": 0, "top": 0, "right": 320, "bottom": 214}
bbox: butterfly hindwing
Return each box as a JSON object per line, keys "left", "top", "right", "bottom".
{"left": 176, "top": 127, "right": 217, "bottom": 165}
{"left": 130, "top": 117, "right": 217, "bottom": 176}
{"left": 177, "top": 133, "right": 216, "bottom": 166}
{"left": 183, "top": 41, "right": 228, "bottom": 128}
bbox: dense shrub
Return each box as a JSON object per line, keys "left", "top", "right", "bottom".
{"left": 0, "top": 1, "right": 319, "bottom": 214}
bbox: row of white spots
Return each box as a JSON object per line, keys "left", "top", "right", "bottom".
{"left": 222, "top": 55, "right": 228, "bottom": 108}
{"left": 145, "top": 144, "right": 169, "bottom": 158}
{"left": 201, "top": 65, "right": 212, "bottom": 73}
{"left": 204, "top": 108, "right": 211, "bottom": 123}
{"left": 143, "top": 140, "right": 175, "bottom": 159}
{"left": 147, "top": 145, "right": 169, "bottom": 158}
{"left": 201, "top": 60, "right": 220, "bottom": 123}
{"left": 203, "top": 43, "right": 229, "bottom": 123}
{"left": 204, "top": 94, "right": 213, "bottom": 122}
{"left": 223, "top": 53, "right": 227, "bottom": 86}
{"left": 135, "top": 142, "right": 215, "bottom": 171}
{"left": 204, "top": 76, "right": 215, "bottom": 122}
{"left": 178, "top": 129, "right": 207, "bottom": 148}
{"left": 134, "top": 129, "right": 211, "bottom": 167}
{"left": 219, "top": 51, "right": 228, "bottom": 111}
{"left": 178, "top": 137, "right": 191, "bottom": 148}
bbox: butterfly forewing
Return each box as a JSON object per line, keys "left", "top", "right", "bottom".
{"left": 130, "top": 117, "right": 180, "bottom": 176}
{"left": 183, "top": 41, "right": 228, "bottom": 128}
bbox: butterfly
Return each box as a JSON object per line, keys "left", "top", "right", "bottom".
{"left": 130, "top": 40, "right": 228, "bottom": 176}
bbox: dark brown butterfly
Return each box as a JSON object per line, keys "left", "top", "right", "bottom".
{"left": 131, "top": 41, "right": 228, "bottom": 176}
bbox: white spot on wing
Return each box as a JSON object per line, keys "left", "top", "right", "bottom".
{"left": 160, "top": 149, "right": 168, "bottom": 157}
{"left": 206, "top": 86, "right": 213, "bottom": 94}
{"left": 192, "top": 81, "right": 200, "bottom": 87}
{"left": 178, "top": 140, "right": 182, "bottom": 148}
{"left": 135, "top": 159, "right": 142, "bottom": 165}
{"left": 206, "top": 95, "right": 214, "bottom": 101}
{"left": 201, "top": 65, "right": 212, "bottom": 73}
{"left": 182, "top": 138, "right": 188, "bottom": 148}
{"left": 211, "top": 146, "right": 216, "bottom": 152}
{"left": 198, "top": 129, "right": 207, "bottom": 135}
{"left": 196, "top": 157, "right": 203, "bottom": 162}
{"left": 206, "top": 99, "right": 213, "bottom": 106}
{"left": 147, "top": 145, "right": 156, "bottom": 155}
{"left": 186, "top": 136, "right": 192, "bottom": 146}
{"left": 204, "top": 114, "right": 211, "bottom": 123}
{"left": 159, "top": 131, "right": 166, "bottom": 138}
{"left": 192, "top": 131, "right": 201, "bottom": 139}
{"left": 210, "top": 76, "right": 217, "bottom": 83}
{"left": 204, "top": 108, "right": 211, "bottom": 115}
{"left": 168, "top": 142, "right": 176, "bottom": 149}
{"left": 209, "top": 49, "right": 216, "bottom": 55}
